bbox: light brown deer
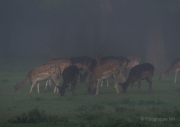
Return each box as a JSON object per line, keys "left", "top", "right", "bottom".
{"left": 44, "top": 59, "right": 71, "bottom": 92}
{"left": 159, "top": 57, "right": 180, "bottom": 83}
{"left": 87, "top": 54, "right": 121, "bottom": 94}
{"left": 14, "top": 64, "right": 60, "bottom": 93}
{"left": 99, "top": 56, "right": 130, "bottom": 87}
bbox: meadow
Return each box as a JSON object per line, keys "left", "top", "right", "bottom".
{"left": 0, "top": 57, "right": 180, "bottom": 127}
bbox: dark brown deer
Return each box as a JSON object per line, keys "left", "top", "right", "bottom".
{"left": 87, "top": 54, "right": 121, "bottom": 94}
{"left": 119, "top": 63, "right": 154, "bottom": 94}
{"left": 44, "top": 58, "right": 71, "bottom": 92}
{"left": 14, "top": 64, "right": 60, "bottom": 93}
{"left": 159, "top": 57, "right": 180, "bottom": 83}
{"left": 56, "top": 65, "right": 79, "bottom": 96}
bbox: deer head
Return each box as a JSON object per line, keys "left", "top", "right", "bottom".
{"left": 56, "top": 85, "right": 68, "bottom": 96}
{"left": 119, "top": 83, "right": 128, "bottom": 94}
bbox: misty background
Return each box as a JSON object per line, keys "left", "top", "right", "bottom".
{"left": 0, "top": 0, "right": 180, "bottom": 73}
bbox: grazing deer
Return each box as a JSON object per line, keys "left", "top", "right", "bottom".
{"left": 159, "top": 57, "right": 180, "bottom": 83}
{"left": 119, "top": 63, "right": 154, "bottom": 94}
{"left": 87, "top": 56, "right": 121, "bottom": 94}
{"left": 101, "top": 56, "right": 130, "bottom": 83}
{"left": 56, "top": 65, "right": 79, "bottom": 96}
{"left": 43, "top": 58, "right": 71, "bottom": 92}
{"left": 14, "top": 64, "right": 60, "bottom": 93}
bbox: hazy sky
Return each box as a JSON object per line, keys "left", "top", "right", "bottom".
{"left": 0, "top": 0, "right": 180, "bottom": 61}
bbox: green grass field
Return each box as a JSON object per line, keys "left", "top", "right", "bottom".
{"left": 0, "top": 58, "right": 180, "bottom": 127}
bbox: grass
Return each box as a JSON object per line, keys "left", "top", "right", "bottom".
{"left": 0, "top": 58, "right": 180, "bottom": 126}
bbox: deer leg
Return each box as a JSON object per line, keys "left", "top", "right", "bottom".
{"left": 174, "top": 69, "right": 178, "bottom": 83}
{"left": 119, "top": 73, "right": 125, "bottom": 83}
{"left": 96, "top": 79, "right": 101, "bottom": 95}
{"left": 113, "top": 74, "right": 119, "bottom": 93}
{"left": 138, "top": 80, "right": 141, "bottom": 93}
{"left": 130, "top": 81, "right": 134, "bottom": 93}
{"left": 101, "top": 80, "right": 104, "bottom": 87}
{"left": 71, "top": 80, "right": 77, "bottom": 96}
{"left": 146, "top": 77, "right": 152, "bottom": 94}
{"left": 51, "top": 74, "right": 60, "bottom": 93}
{"left": 30, "top": 81, "right": 37, "bottom": 93}
{"left": 49, "top": 79, "right": 51, "bottom": 88}
{"left": 107, "top": 79, "right": 109, "bottom": 87}
{"left": 37, "top": 82, "right": 40, "bottom": 93}
{"left": 45, "top": 80, "right": 49, "bottom": 89}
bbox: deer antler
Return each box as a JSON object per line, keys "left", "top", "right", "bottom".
{"left": 43, "top": 46, "right": 58, "bottom": 58}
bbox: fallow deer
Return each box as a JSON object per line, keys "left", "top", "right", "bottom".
{"left": 87, "top": 55, "right": 121, "bottom": 94}
{"left": 44, "top": 58, "right": 71, "bottom": 92}
{"left": 101, "top": 56, "right": 130, "bottom": 83}
{"left": 14, "top": 64, "right": 60, "bottom": 93}
{"left": 159, "top": 57, "right": 180, "bottom": 83}
{"left": 56, "top": 65, "right": 79, "bottom": 96}
{"left": 80, "top": 55, "right": 130, "bottom": 87}
{"left": 124, "top": 56, "right": 141, "bottom": 79}
{"left": 119, "top": 63, "right": 154, "bottom": 94}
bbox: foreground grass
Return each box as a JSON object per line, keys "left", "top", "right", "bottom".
{"left": 0, "top": 58, "right": 180, "bottom": 126}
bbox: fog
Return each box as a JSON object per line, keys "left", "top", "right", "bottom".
{"left": 0, "top": 0, "right": 180, "bottom": 63}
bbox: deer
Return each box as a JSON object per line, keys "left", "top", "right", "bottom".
{"left": 119, "top": 63, "right": 154, "bottom": 94}
{"left": 43, "top": 58, "right": 71, "bottom": 92}
{"left": 80, "top": 54, "right": 130, "bottom": 87}
{"left": 159, "top": 57, "right": 180, "bottom": 83}
{"left": 100, "top": 56, "right": 130, "bottom": 86}
{"left": 124, "top": 56, "right": 141, "bottom": 79}
{"left": 56, "top": 65, "right": 79, "bottom": 96}
{"left": 87, "top": 53, "right": 121, "bottom": 94}
{"left": 14, "top": 64, "right": 60, "bottom": 93}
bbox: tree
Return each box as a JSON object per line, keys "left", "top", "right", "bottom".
{"left": 145, "top": 0, "right": 180, "bottom": 74}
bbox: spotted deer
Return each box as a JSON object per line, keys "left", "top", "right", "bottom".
{"left": 56, "top": 65, "right": 79, "bottom": 96}
{"left": 14, "top": 64, "right": 60, "bottom": 93}
{"left": 87, "top": 53, "right": 121, "bottom": 94}
{"left": 119, "top": 63, "right": 154, "bottom": 94}
{"left": 101, "top": 56, "right": 130, "bottom": 84}
{"left": 44, "top": 58, "right": 71, "bottom": 92}
{"left": 159, "top": 57, "right": 180, "bottom": 83}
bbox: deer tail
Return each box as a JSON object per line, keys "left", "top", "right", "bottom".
{"left": 14, "top": 75, "right": 30, "bottom": 93}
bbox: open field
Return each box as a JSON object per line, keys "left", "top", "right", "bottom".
{"left": 0, "top": 58, "right": 180, "bottom": 127}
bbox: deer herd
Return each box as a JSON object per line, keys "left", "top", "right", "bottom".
{"left": 14, "top": 53, "right": 180, "bottom": 96}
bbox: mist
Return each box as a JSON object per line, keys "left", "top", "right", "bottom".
{"left": 0, "top": 0, "right": 180, "bottom": 66}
